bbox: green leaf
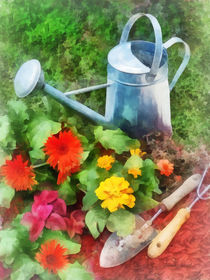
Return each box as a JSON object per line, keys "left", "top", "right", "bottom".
{"left": 12, "top": 258, "right": 41, "bottom": 278}
{"left": 7, "top": 100, "right": 29, "bottom": 133}
{"left": 29, "top": 148, "right": 46, "bottom": 161}
{"left": 131, "top": 192, "right": 159, "bottom": 214}
{"left": 81, "top": 151, "right": 90, "bottom": 164}
{"left": 94, "top": 126, "right": 140, "bottom": 154}
{"left": 106, "top": 209, "right": 135, "bottom": 237}
{"left": 0, "top": 182, "right": 15, "bottom": 208}
{"left": 124, "top": 155, "right": 143, "bottom": 170}
{"left": 58, "top": 262, "right": 93, "bottom": 280}
{"left": 82, "top": 190, "right": 98, "bottom": 211}
{"left": 41, "top": 230, "right": 81, "bottom": 254}
{"left": 0, "top": 149, "right": 10, "bottom": 165}
{"left": 11, "top": 214, "right": 40, "bottom": 254}
{"left": 85, "top": 204, "right": 109, "bottom": 239}
{"left": 0, "top": 229, "right": 19, "bottom": 265}
{"left": 0, "top": 115, "right": 16, "bottom": 150}
{"left": 58, "top": 179, "right": 77, "bottom": 205}
{"left": 7, "top": 100, "right": 28, "bottom": 121}
{"left": 27, "top": 115, "right": 61, "bottom": 160}
{"left": 77, "top": 160, "right": 99, "bottom": 191}
{"left": 39, "top": 270, "right": 58, "bottom": 280}
{"left": 11, "top": 254, "right": 44, "bottom": 280}
{"left": 0, "top": 115, "right": 10, "bottom": 142}
{"left": 140, "top": 159, "right": 161, "bottom": 195}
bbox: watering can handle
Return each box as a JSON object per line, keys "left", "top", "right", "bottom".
{"left": 120, "top": 13, "right": 163, "bottom": 80}
{"left": 163, "top": 37, "right": 190, "bottom": 91}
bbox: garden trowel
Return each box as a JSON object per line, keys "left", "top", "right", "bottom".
{"left": 100, "top": 174, "right": 201, "bottom": 267}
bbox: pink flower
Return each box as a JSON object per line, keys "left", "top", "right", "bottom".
{"left": 34, "top": 190, "right": 58, "bottom": 205}
{"left": 45, "top": 213, "right": 67, "bottom": 231}
{"left": 22, "top": 204, "right": 53, "bottom": 242}
{"left": 51, "top": 198, "right": 67, "bottom": 216}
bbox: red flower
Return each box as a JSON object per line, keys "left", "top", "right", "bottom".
{"left": 44, "top": 130, "right": 83, "bottom": 184}
{"left": 65, "top": 210, "right": 85, "bottom": 238}
{"left": 157, "top": 159, "right": 174, "bottom": 176}
{"left": 35, "top": 240, "right": 68, "bottom": 274}
{"left": 0, "top": 155, "right": 37, "bottom": 191}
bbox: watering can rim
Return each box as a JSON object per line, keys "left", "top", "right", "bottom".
{"left": 108, "top": 40, "right": 168, "bottom": 75}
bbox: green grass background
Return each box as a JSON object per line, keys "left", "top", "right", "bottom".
{"left": 0, "top": 0, "right": 209, "bottom": 147}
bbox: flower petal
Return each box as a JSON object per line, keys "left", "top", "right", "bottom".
{"left": 45, "top": 213, "right": 67, "bottom": 231}
{"left": 21, "top": 212, "right": 45, "bottom": 242}
{"left": 30, "top": 219, "right": 45, "bottom": 242}
{"left": 34, "top": 190, "right": 58, "bottom": 204}
{"left": 32, "top": 203, "right": 53, "bottom": 221}
{"left": 65, "top": 210, "right": 85, "bottom": 238}
{"left": 21, "top": 212, "right": 34, "bottom": 228}
{"left": 51, "top": 198, "right": 67, "bottom": 216}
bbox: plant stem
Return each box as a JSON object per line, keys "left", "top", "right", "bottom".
{"left": 33, "top": 162, "right": 48, "bottom": 169}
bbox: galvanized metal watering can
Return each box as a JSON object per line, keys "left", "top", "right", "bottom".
{"left": 14, "top": 13, "right": 190, "bottom": 138}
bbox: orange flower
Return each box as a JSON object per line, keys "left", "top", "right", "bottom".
{"left": 130, "top": 148, "right": 146, "bottom": 157}
{"left": 44, "top": 130, "right": 83, "bottom": 184}
{"left": 0, "top": 155, "right": 37, "bottom": 191}
{"left": 35, "top": 240, "right": 68, "bottom": 274}
{"left": 97, "top": 155, "right": 115, "bottom": 171}
{"left": 128, "top": 167, "right": 142, "bottom": 178}
{"left": 157, "top": 159, "right": 174, "bottom": 176}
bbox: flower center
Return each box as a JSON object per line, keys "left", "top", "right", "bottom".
{"left": 58, "top": 143, "right": 69, "bottom": 154}
{"left": 46, "top": 254, "right": 56, "bottom": 265}
{"left": 15, "top": 165, "right": 26, "bottom": 176}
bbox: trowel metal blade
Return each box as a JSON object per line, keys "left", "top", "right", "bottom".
{"left": 100, "top": 215, "right": 158, "bottom": 268}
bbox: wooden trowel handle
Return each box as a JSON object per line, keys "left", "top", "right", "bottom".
{"left": 161, "top": 174, "right": 201, "bottom": 211}
{"left": 148, "top": 208, "right": 190, "bottom": 258}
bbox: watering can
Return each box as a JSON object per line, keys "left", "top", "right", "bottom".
{"left": 14, "top": 13, "right": 190, "bottom": 138}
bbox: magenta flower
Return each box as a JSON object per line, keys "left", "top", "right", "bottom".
{"left": 34, "top": 190, "right": 58, "bottom": 205}
{"left": 51, "top": 198, "right": 67, "bottom": 216}
{"left": 45, "top": 213, "right": 67, "bottom": 231}
{"left": 22, "top": 204, "right": 53, "bottom": 242}
{"left": 21, "top": 190, "right": 85, "bottom": 241}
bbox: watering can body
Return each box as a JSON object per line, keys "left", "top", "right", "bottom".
{"left": 104, "top": 13, "right": 190, "bottom": 138}
{"left": 14, "top": 13, "right": 190, "bottom": 139}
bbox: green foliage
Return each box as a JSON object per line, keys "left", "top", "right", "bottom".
{"left": 58, "top": 262, "right": 93, "bottom": 280}
{"left": 85, "top": 204, "right": 109, "bottom": 239}
{"left": 0, "top": 182, "right": 15, "bottom": 208}
{"left": 106, "top": 209, "right": 135, "bottom": 237}
{"left": 124, "top": 155, "right": 143, "bottom": 170}
{"left": 0, "top": 115, "right": 16, "bottom": 152}
{"left": 0, "top": 229, "right": 19, "bottom": 265}
{"left": 138, "top": 159, "right": 161, "bottom": 195}
{"left": 58, "top": 179, "right": 77, "bottom": 205}
{"left": 11, "top": 254, "right": 44, "bottom": 280}
{"left": 94, "top": 126, "right": 140, "bottom": 154}
{"left": 27, "top": 115, "right": 61, "bottom": 162}
{"left": 40, "top": 230, "right": 81, "bottom": 255}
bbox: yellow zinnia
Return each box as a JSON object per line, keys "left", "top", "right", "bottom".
{"left": 130, "top": 148, "right": 146, "bottom": 158}
{"left": 95, "top": 176, "right": 135, "bottom": 212}
{"left": 97, "top": 155, "right": 115, "bottom": 171}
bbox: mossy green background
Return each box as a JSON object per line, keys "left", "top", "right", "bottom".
{"left": 0, "top": 0, "right": 209, "bottom": 147}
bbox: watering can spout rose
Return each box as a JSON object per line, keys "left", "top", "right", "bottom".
{"left": 14, "top": 13, "right": 190, "bottom": 139}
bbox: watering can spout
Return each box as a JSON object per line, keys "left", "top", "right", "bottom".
{"left": 14, "top": 59, "right": 112, "bottom": 127}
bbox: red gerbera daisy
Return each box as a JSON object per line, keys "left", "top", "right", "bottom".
{"left": 35, "top": 240, "right": 68, "bottom": 274}
{"left": 44, "top": 130, "right": 83, "bottom": 184}
{"left": 0, "top": 155, "right": 37, "bottom": 191}
{"left": 157, "top": 159, "right": 174, "bottom": 176}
